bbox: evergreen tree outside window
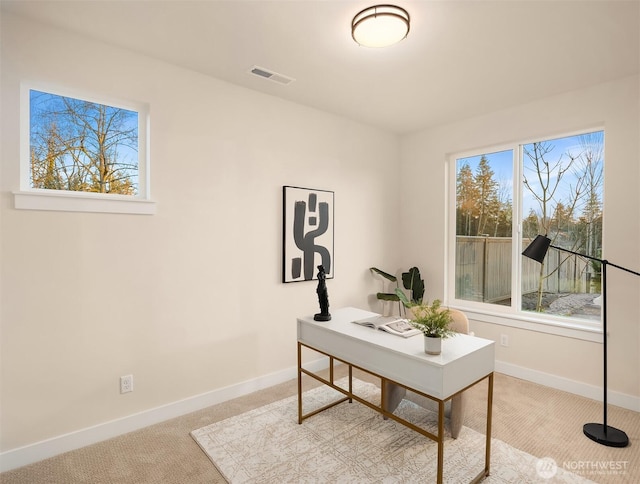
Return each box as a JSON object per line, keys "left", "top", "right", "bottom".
{"left": 451, "top": 130, "right": 604, "bottom": 327}
{"left": 455, "top": 149, "right": 513, "bottom": 304}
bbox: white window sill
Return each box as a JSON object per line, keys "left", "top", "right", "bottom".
{"left": 14, "top": 190, "right": 156, "bottom": 215}
{"left": 453, "top": 306, "right": 603, "bottom": 343}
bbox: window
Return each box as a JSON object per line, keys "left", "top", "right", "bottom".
{"left": 16, "top": 84, "right": 153, "bottom": 214}
{"left": 449, "top": 130, "right": 604, "bottom": 330}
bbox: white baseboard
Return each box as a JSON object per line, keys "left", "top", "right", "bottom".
{"left": 495, "top": 360, "right": 640, "bottom": 412}
{"left": 2, "top": 356, "right": 638, "bottom": 473}
{"left": 0, "top": 357, "right": 330, "bottom": 473}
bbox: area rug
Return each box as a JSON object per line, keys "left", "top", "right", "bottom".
{"left": 191, "top": 379, "right": 592, "bottom": 483}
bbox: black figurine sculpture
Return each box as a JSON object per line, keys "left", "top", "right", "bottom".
{"left": 314, "top": 265, "right": 331, "bottom": 321}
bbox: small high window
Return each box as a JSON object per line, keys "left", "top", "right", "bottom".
{"left": 17, "top": 84, "right": 153, "bottom": 214}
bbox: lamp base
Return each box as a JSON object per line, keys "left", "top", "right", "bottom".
{"left": 583, "top": 423, "right": 629, "bottom": 447}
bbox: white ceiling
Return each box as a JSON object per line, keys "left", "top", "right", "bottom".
{"left": 2, "top": 0, "right": 639, "bottom": 134}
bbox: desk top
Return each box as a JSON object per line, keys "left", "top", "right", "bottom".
{"left": 297, "top": 307, "right": 495, "bottom": 399}
{"left": 298, "top": 307, "right": 493, "bottom": 367}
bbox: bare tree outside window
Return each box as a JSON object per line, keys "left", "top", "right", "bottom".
{"left": 522, "top": 132, "right": 604, "bottom": 318}
{"left": 29, "top": 90, "right": 139, "bottom": 195}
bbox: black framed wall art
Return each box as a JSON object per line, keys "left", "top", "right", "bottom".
{"left": 282, "top": 186, "right": 334, "bottom": 283}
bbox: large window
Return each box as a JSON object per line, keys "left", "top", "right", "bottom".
{"left": 450, "top": 130, "right": 604, "bottom": 328}
{"left": 17, "top": 84, "right": 153, "bottom": 214}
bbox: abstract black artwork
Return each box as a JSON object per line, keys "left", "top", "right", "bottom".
{"left": 283, "top": 186, "right": 334, "bottom": 283}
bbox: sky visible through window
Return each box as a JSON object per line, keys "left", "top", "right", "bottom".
{"left": 29, "top": 89, "right": 139, "bottom": 194}
{"left": 457, "top": 134, "right": 601, "bottom": 217}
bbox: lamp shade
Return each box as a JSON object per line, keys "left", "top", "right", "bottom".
{"left": 352, "top": 5, "right": 410, "bottom": 48}
{"left": 522, "top": 235, "right": 552, "bottom": 264}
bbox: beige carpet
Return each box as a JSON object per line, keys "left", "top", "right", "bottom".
{"left": 1, "top": 369, "right": 639, "bottom": 483}
{"left": 192, "top": 378, "right": 592, "bottom": 483}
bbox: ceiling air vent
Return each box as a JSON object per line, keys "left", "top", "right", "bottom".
{"left": 249, "top": 66, "right": 295, "bottom": 85}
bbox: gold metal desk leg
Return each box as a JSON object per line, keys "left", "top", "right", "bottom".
{"left": 297, "top": 342, "right": 302, "bottom": 424}
{"left": 437, "top": 400, "right": 445, "bottom": 484}
{"left": 485, "top": 372, "right": 494, "bottom": 476}
{"left": 329, "top": 356, "right": 334, "bottom": 383}
{"left": 348, "top": 365, "right": 353, "bottom": 402}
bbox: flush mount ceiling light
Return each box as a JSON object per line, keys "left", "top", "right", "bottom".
{"left": 351, "top": 4, "right": 410, "bottom": 48}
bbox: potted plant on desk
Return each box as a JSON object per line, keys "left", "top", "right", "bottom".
{"left": 396, "top": 291, "right": 455, "bottom": 355}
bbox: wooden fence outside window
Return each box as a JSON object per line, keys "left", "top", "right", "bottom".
{"left": 456, "top": 236, "right": 592, "bottom": 303}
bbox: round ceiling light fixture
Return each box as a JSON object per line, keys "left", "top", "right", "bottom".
{"left": 351, "top": 5, "right": 410, "bottom": 48}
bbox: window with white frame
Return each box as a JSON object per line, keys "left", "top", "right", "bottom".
{"left": 17, "top": 84, "right": 153, "bottom": 214}
{"left": 449, "top": 130, "right": 604, "bottom": 329}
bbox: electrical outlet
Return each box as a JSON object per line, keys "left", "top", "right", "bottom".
{"left": 120, "top": 374, "right": 133, "bottom": 394}
{"left": 500, "top": 334, "right": 509, "bottom": 347}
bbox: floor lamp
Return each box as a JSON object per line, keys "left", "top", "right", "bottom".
{"left": 522, "top": 234, "right": 640, "bottom": 448}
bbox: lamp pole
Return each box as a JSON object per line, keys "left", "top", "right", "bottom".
{"left": 523, "top": 235, "right": 640, "bottom": 447}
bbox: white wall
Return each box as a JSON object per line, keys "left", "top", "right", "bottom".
{"left": 2, "top": 8, "right": 639, "bottom": 472}
{"left": 400, "top": 75, "right": 640, "bottom": 404}
{"left": 0, "top": 13, "right": 402, "bottom": 462}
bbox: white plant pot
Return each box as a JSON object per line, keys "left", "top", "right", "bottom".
{"left": 424, "top": 335, "right": 442, "bottom": 355}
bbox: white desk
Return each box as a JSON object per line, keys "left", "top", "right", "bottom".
{"left": 297, "top": 307, "right": 495, "bottom": 483}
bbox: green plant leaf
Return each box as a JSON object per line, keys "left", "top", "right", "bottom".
{"left": 395, "top": 288, "right": 411, "bottom": 306}
{"left": 370, "top": 267, "right": 397, "bottom": 282}
{"left": 401, "top": 267, "right": 424, "bottom": 304}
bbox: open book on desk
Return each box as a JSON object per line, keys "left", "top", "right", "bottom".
{"left": 352, "top": 315, "right": 421, "bottom": 338}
